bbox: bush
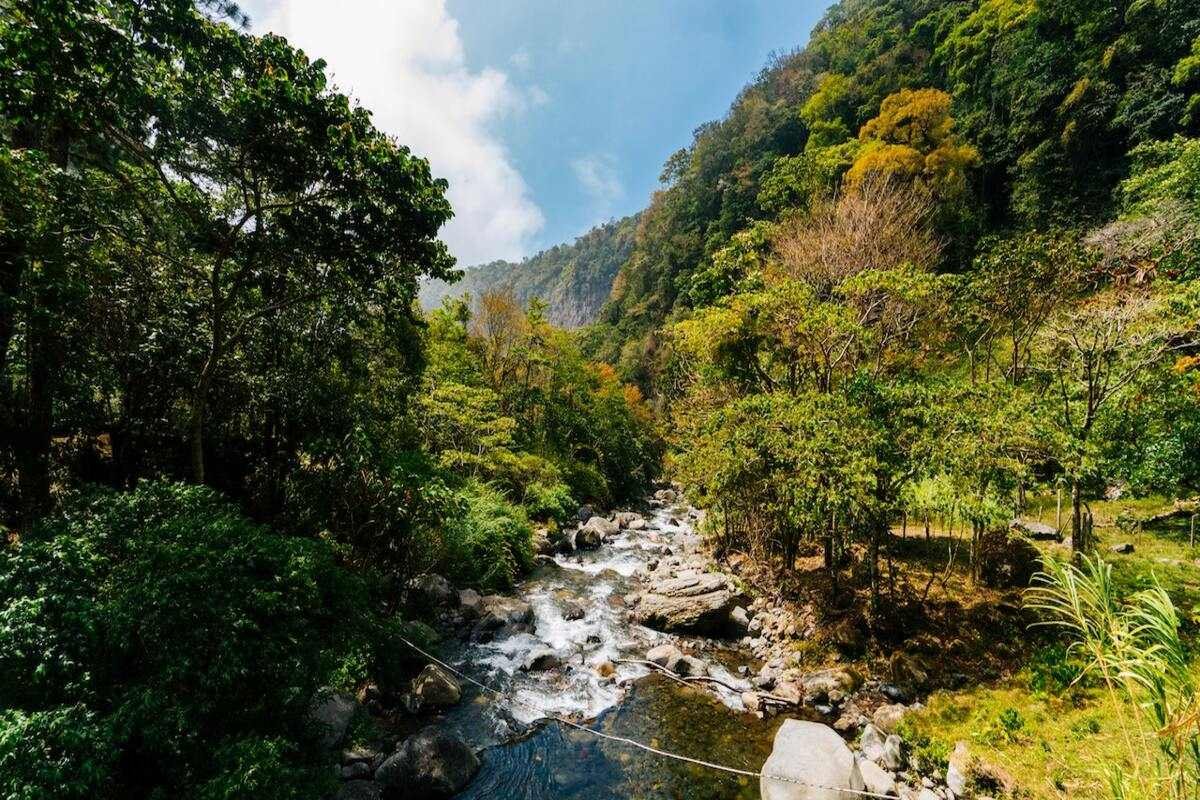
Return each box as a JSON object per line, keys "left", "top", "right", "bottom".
{"left": 0, "top": 482, "right": 371, "bottom": 799}
{"left": 522, "top": 480, "right": 576, "bottom": 524}
{"left": 439, "top": 482, "right": 535, "bottom": 591}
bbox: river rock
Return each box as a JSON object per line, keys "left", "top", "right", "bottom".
{"left": 646, "top": 643, "right": 685, "bottom": 673}
{"left": 730, "top": 605, "right": 750, "bottom": 632}
{"left": 458, "top": 588, "right": 483, "bottom": 619}
{"left": 336, "top": 781, "right": 383, "bottom": 800}
{"left": 307, "top": 689, "right": 359, "bottom": 750}
{"left": 583, "top": 515, "right": 619, "bottom": 539}
{"left": 654, "top": 488, "right": 677, "bottom": 504}
{"left": 946, "top": 742, "right": 970, "bottom": 796}
{"left": 802, "top": 668, "right": 859, "bottom": 704}
{"left": 523, "top": 648, "right": 562, "bottom": 671}
{"left": 615, "top": 511, "right": 642, "bottom": 528}
{"left": 872, "top": 703, "right": 907, "bottom": 733}
{"left": 627, "top": 517, "right": 647, "bottom": 530}
{"left": 533, "top": 528, "right": 556, "bottom": 556}
{"left": 408, "top": 574, "right": 456, "bottom": 608}
{"left": 482, "top": 596, "right": 534, "bottom": 625}
{"left": 412, "top": 664, "right": 462, "bottom": 708}
{"left": 857, "top": 758, "right": 898, "bottom": 797}
{"left": 376, "top": 727, "right": 480, "bottom": 799}
{"left": 636, "top": 573, "right": 739, "bottom": 635}
{"left": 760, "top": 719, "right": 865, "bottom": 800}
{"left": 562, "top": 600, "right": 586, "bottom": 621}
{"left": 860, "top": 724, "right": 886, "bottom": 763}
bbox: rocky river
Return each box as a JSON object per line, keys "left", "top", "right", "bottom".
{"left": 322, "top": 490, "right": 977, "bottom": 800}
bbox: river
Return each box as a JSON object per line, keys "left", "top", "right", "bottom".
{"left": 428, "top": 499, "right": 796, "bottom": 799}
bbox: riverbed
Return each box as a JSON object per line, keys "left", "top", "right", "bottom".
{"left": 430, "top": 500, "right": 793, "bottom": 799}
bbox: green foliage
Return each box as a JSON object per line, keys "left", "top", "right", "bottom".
{"left": 0, "top": 482, "right": 369, "bottom": 799}
{"left": 1027, "top": 555, "right": 1200, "bottom": 798}
{"left": 523, "top": 481, "right": 577, "bottom": 525}
{"left": 439, "top": 482, "right": 536, "bottom": 592}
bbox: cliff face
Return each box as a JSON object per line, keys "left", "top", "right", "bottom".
{"left": 420, "top": 215, "right": 637, "bottom": 328}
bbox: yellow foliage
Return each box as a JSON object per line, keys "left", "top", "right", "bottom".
{"left": 847, "top": 88, "right": 979, "bottom": 198}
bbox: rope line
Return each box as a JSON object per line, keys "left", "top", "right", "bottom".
{"left": 397, "top": 636, "right": 896, "bottom": 799}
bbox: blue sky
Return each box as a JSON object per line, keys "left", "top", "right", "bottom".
{"left": 247, "top": 1, "right": 831, "bottom": 265}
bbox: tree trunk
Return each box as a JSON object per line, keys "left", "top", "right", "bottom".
{"left": 1071, "top": 477, "right": 1083, "bottom": 553}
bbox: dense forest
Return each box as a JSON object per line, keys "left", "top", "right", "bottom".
{"left": 3, "top": 0, "right": 1200, "bottom": 799}
{"left": 419, "top": 215, "right": 637, "bottom": 328}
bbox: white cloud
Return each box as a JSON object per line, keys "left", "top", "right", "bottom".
{"left": 572, "top": 153, "right": 623, "bottom": 204}
{"left": 528, "top": 85, "right": 550, "bottom": 107}
{"left": 253, "top": 0, "right": 543, "bottom": 265}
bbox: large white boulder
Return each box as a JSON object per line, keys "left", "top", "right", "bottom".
{"left": 760, "top": 720, "right": 865, "bottom": 800}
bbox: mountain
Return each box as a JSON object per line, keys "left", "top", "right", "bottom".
{"left": 421, "top": 215, "right": 639, "bottom": 328}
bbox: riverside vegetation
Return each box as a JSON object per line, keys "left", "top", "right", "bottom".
{"left": 3, "top": 1, "right": 1200, "bottom": 800}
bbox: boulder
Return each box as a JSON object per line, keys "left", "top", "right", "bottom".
{"left": 307, "top": 690, "right": 359, "bottom": 750}
{"left": 615, "top": 511, "right": 642, "bottom": 528}
{"left": 856, "top": 759, "right": 897, "bottom": 798}
{"left": 627, "top": 518, "right": 648, "bottom": 531}
{"left": 597, "top": 660, "right": 616, "bottom": 678}
{"left": 654, "top": 488, "right": 677, "bottom": 504}
{"left": 342, "top": 761, "right": 373, "bottom": 781}
{"left": 576, "top": 504, "right": 595, "bottom": 523}
{"left": 482, "top": 596, "right": 534, "bottom": 625}
{"left": 946, "top": 741, "right": 970, "bottom": 796}
{"left": 881, "top": 734, "right": 903, "bottom": 770}
{"left": 636, "top": 573, "right": 740, "bottom": 635}
{"left": 1110, "top": 542, "right": 1135, "bottom": 554}
{"left": 562, "top": 600, "right": 586, "bottom": 621}
{"left": 523, "top": 648, "right": 562, "bottom": 671}
{"left": 729, "top": 606, "right": 751, "bottom": 632}
{"left": 336, "top": 782, "right": 383, "bottom": 800}
{"left": 760, "top": 720, "right": 866, "bottom": 800}
{"left": 411, "top": 664, "right": 462, "bottom": 709}
{"left": 872, "top": 703, "right": 907, "bottom": 734}
{"left": 584, "top": 515, "right": 619, "bottom": 538}
{"left": 1010, "top": 518, "right": 1061, "bottom": 541}
{"left": 408, "top": 574, "right": 456, "bottom": 608}
{"left": 458, "top": 589, "right": 483, "bottom": 620}
{"left": 646, "top": 643, "right": 685, "bottom": 673}
{"left": 376, "top": 727, "right": 479, "bottom": 799}
{"left": 802, "top": 668, "right": 860, "bottom": 704}
{"left": 860, "top": 724, "right": 886, "bottom": 763}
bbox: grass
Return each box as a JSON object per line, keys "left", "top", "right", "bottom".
{"left": 899, "top": 494, "right": 1200, "bottom": 800}
{"left": 902, "top": 677, "right": 1148, "bottom": 799}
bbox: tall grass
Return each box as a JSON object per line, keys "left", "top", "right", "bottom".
{"left": 1025, "top": 555, "right": 1199, "bottom": 799}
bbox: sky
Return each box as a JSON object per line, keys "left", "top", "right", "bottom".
{"left": 243, "top": 0, "right": 832, "bottom": 266}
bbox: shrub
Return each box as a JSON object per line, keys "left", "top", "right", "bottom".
{"left": 522, "top": 480, "right": 576, "bottom": 524}
{"left": 0, "top": 482, "right": 370, "bottom": 799}
{"left": 439, "top": 482, "right": 535, "bottom": 591}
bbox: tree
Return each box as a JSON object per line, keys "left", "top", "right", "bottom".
{"left": 846, "top": 88, "right": 979, "bottom": 201}
{"left": 1035, "top": 287, "right": 1193, "bottom": 551}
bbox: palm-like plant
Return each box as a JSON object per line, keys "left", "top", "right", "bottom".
{"left": 1025, "top": 555, "right": 1199, "bottom": 799}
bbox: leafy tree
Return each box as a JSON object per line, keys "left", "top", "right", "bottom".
{"left": 0, "top": 483, "right": 373, "bottom": 798}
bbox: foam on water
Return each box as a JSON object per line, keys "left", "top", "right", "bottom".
{"left": 446, "top": 500, "right": 749, "bottom": 730}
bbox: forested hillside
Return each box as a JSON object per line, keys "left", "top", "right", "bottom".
{"left": 420, "top": 215, "right": 637, "bottom": 328}
{"left": 585, "top": 0, "right": 1200, "bottom": 380}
